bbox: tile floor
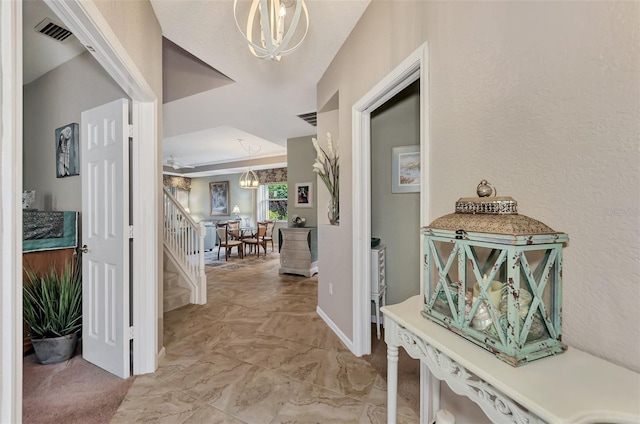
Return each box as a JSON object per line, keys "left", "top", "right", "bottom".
{"left": 112, "top": 253, "right": 420, "bottom": 423}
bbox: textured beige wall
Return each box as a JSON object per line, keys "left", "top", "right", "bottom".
{"left": 318, "top": 0, "right": 640, "bottom": 381}
{"left": 23, "top": 52, "right": 126, "bottom": 212}
{"left": 316, "top": 104, "right": 353, "bottom": 335}
{"left": 93, "top": 0, "right": 163, "bottom": 98}
{"left": 92, "top": 0, "right": 164, "bottom": 352}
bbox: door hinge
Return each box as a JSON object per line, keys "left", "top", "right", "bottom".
{"left": 129, "top": 225, "right": 134, "bottom": 239}
{"left": 128, "top": 124, "right": 134, "bottom": 138}
{"left": 129, "top": 326, "right": 134, "bottom": 340}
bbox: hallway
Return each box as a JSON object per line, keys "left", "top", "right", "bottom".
{"left": 113, "top": 254, "right": 420, "bottom": 423}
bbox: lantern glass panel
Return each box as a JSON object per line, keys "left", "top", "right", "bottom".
{"left": 517, "top": 248, "right": 558, "bottom": 346}
{"left": 465, "top": 245, "right": 508, "bottom": 341}
{"left": 427, "top": 240, "right": 459, "bottom": 319}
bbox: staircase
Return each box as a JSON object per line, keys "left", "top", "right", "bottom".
{"left": 163, "top": 187, "right": 207, "bottom": 310}
{"left": 163, "top": 254, "right": 193, "bottom": 312}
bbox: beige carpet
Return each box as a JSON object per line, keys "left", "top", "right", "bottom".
{"left": 22, "top": 345, "right": 134, "bottom": 424}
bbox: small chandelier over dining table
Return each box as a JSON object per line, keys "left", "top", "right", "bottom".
{"left": 233, "top": 0, "right": 309, "bottom": 61}
{"left": 238, "top": 139, "right": 260, "bottom": 189}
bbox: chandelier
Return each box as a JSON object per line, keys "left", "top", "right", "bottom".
{"left": 233, "top": 0, "right": 309, "bottom": 61}
{"left": 239, "top": 169, "right": 259, "bottom": 189}
{"left": 238, "top": 140, "right": 260, "bottom": 189}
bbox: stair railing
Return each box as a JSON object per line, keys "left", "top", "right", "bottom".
{"left": 162, "top": 187, "right": 206, "bottom": 304}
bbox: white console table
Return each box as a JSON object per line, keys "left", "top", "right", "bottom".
{"left": 382, "top": 295, "right": 640, "bottom": 424}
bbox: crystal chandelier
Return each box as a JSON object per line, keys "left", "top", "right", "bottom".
{"left": 233, "top": 0, "right": 309, "bottom": 61}
{"left": 238, "top": 140, "right": 260, "bottom": 189}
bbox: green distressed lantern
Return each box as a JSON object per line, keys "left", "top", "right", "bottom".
{"left": 422, "top": 181, "right": 569, "bottom": 366}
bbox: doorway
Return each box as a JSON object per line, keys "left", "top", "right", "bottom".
{"left": 1, "top": 1, "right": 159, "bottom": 420}
{"left": 351, "top": 43, "right": 429, "bottom": 356}
{"left": 369, "top": 80, "right": 421, "bottom": 340}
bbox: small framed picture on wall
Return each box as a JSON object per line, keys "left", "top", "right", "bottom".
{"left": 55, "top": 123, "right": 79, "bottom": 178}
{"left": 295, "top": 182, "right": 313, "bottom": 208}
{"left": 392, "top": 145, "right": 420, "bottom": 193}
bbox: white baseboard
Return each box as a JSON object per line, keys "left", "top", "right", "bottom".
{"left": 316, "top": 305, "right": 355, "bottom": 353}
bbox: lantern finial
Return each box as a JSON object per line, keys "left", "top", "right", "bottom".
{"left": 476, "top": 180, "right": 496, "bottom": 197}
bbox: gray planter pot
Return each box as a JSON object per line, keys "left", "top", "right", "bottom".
{"left": 31, "top": 333, "right": 79, "bottom": 365}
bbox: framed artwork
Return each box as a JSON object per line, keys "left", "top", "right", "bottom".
{"left": 392, "top": 145, "right": 420, "bottom": 193}
{"left": 55, "top": 123, "right": 79, "bottom": 178}
{"left": 209, "top": 181, "right": 229, "bottom": 216}
{"left": 295, "top": 182, "right": 313, "bottom": 208}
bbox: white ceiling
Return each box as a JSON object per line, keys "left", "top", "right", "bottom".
{"left": 23, "top": 0, "right": 86, "bottom": 85}
{"left": 153, "top": 0, "right": 370, "bottom": 174}
{"left": 23, "top": 0, "right": 370, "bottom": 176}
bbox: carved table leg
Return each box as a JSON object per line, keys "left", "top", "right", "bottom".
{"left": 387, "top": 344, "right": 399, "bottom": 424}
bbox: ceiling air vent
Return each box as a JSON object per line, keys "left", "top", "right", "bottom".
{"left": 297, "top": 112, "right": 317, "bottom": 127}
{"left": 34, "top": 18, "right": 74, "bottom": 43}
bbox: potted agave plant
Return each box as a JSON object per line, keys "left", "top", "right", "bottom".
{"left": 23, "top": 256, "right": 82, "bottom": 365}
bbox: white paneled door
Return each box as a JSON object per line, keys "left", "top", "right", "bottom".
{"left": 81, "top": 98, "right": 130, "bottom": 379}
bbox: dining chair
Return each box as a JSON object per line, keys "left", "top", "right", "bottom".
{"left": 263, "top": 220, "right": 276, "bottom": 252}
{"left": 227, "top": 220, "right": 241, "bottom": 240}
{"left": 216, "top": 223, "right": 243, "bottom": 261}
{"left": 243, "top": 221, "right": 268, "bottom": 257}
